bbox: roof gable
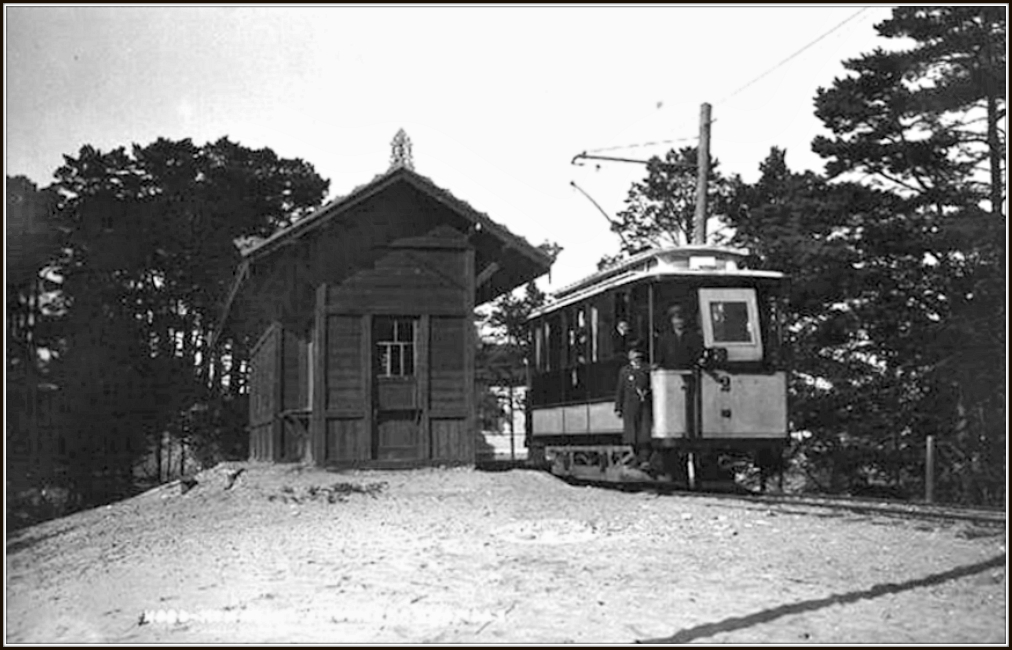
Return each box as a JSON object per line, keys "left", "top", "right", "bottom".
{"left": 214, "top": 166, "right": 552, "bottom": 344}
{"left": 243, "top": 166, "right": 551, "bottom": 273}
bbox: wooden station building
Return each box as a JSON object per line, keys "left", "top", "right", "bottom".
{"left": 217, "top": 132, "right": 552, "bottom": 467}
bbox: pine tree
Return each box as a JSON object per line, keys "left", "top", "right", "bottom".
{"left": 37, "top": 137, "right": 328, "bottom": 499}
{"left": 807, "top": 6, "right": 1006, "bottom": 503}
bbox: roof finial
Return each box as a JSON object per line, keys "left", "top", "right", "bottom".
{"left": 390, "top": 128, "right": 414, "bottom": 171}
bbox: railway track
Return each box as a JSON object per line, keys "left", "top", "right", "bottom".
{"left": 557, "top": 474, "right": 1006, "bottom": 528}
{"left": 676, "top": 487, "right": 1007, "bottom": 527}
{"left": 477, "top": 460, "right": 1006, "bottom": 527}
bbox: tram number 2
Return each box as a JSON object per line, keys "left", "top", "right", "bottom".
{"left": 718, "top": 375, "right": 732, "bottom": 392}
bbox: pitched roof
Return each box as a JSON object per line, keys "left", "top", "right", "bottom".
{"left": 213, "top": 165, "right": 552, "bottom": 345}
{"left": 242, "top": 164, "right": 551, "bottom": 270}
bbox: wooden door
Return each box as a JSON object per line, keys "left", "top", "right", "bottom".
{"left": 373, "top": 316, "right": 422, "bottom": 460}
{"left": 376, "top": 411, "right": 420, "bottom": 460}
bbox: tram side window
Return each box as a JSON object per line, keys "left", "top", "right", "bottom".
{"left": 612, "top": 290, "right": 634, "bottom": 353}
{"left": 571, "top": 307, "right": 589, "bottom": 365}
{"left": 629, "top": 285, "right": 650, "bottom": 350}
{"left": 546, "top": 314, "right": 563, "bottom": 371}
{"left": 599, "top": 295, "right": 615, "bottom": 360}
{"left": 533, "top": 322, "right": 544, "bottom": 371}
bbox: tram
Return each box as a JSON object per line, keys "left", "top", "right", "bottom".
{"left": 525, "top": 246, "right": 789, "bottom": 488}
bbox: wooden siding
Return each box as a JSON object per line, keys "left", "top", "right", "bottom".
{"left": 376, "top": 379, "right": 417, "bottom": 410}
{"left": 279, "top": 414, "right": 308, "bottom": 461}
{"left": 248, "top": 323, "right": 280, "bottom": 461}
{"left": 249, "top": 422, "right": 273, "bottom": 461}
{"left": 325, "top": 418, "right": 370, "bottom": 461}
{"left": 431, "top": 418, "right": 468, "bottom": 461}
{"left": 376, "top": 412, "right": 420, "bottom": 460}
{"left": 282, "top": 327, "right": 310, "bottom": 411}
{"left": 430, "top": 316, "right": 466, "bottom": 415}
{"left": 254, "top": 192, "right": 500, "bottom": 467}
{"left": 326, "top": 315, "right": 363, "bottom": 412}
{"left": 327, "top": 248, "right": 466, "bottom": 316}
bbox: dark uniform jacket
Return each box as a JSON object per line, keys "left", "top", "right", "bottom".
{"left": 655, "top": 328, "right": 704, "bottom": 370}
{"left": 615, "top": 362, "right": 652, "bottom": 445}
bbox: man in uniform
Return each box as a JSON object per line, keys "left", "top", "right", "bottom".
{"left": 614, "top": 343, "right": 653, "bottom": 473}
{"left": 655, "top": 303, "right": 704, "bottom": 474}
{"left": 655, "top": 304, "right": 704, "bottom": 370}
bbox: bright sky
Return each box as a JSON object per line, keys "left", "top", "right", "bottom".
{"left": 6, "top": 5, "right": 899, "bottom": 293}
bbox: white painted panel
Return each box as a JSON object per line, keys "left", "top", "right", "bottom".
{"left": 563, "top": 404, "right": 589, "bottom": 434}
{"left": 700, "top": 372, "right": 787, "bottom": 438}
{"left": 651, "top": 369, "right": 690, "bottom": 439}
{"left": 532, "top": 407, "right": 564, "bottom": 435}
{"left": 587, "top": 401, "right": 623, "bottom": 434}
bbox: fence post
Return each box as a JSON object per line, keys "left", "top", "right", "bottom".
{"left": 925, "top": 435, "right": 935, "bottom": 503}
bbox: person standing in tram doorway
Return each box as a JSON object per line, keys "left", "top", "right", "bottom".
{"left": 614, "top": 342, "right": 653, "bottom": 471}
{"left": 655, "top": 303, "right": 704, "bottom": 456}
{"left": 655, "top": 304, "right": 704, "bottom": 370}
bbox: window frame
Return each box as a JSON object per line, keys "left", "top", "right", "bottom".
{"left": 697, "top": 287, "right": 764, "bottom": 362}
{"left": 375, "top": 316, "right": 417, "bottom": 378}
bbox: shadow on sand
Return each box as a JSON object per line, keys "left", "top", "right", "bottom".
{"left": 638, "top": 554, "right": 1006, "bottom": 644}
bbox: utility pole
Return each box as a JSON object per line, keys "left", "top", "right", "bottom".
{"left": 570, "top": 100, "right": 712, "bottom": 246}
{"left": 693, "top": 102, "right": 712, "bottom": 246}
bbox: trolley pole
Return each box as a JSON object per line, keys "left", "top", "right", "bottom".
{"left": 693, "top": 102, "right": 712, "bottom": 246}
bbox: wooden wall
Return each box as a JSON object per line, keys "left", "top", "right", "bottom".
{"left": 249, "top": 321, "right": 311, "bottom": 462}
{"left": 314, "top": 230, "right": 476, "bottom": 466}
{"left": 245, "top": 184, "right": 499, "bottom": 467}
{"left": 248, "top": 323, "right": 279, "bottom": 462}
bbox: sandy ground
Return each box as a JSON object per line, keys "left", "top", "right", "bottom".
{"left": 5, "top": 463, "right": 1007, "bottom": 644}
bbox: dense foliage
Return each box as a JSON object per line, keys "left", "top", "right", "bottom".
{"left": 8, "top": 138, "right": 329, "bottom": 502}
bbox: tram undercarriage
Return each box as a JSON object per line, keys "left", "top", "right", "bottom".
{"left": 543, "top": 441, "right": 786, "bottom": 492}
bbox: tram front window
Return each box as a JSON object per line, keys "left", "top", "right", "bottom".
{"left": 710, "top": 301, "right": 752, "bottom": 343}
{"left": 698, "top": 288, "right": 764, "bottom": 362}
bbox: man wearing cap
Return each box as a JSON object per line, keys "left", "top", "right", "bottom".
{"left": 614, "top": 343, "right": 653, "bottom": 471}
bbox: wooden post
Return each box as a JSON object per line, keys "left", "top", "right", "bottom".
{"left": 508, "top": 383, "right": 515, "bottom": 461}
{"left": 464, "top": 247, "right": 476, "bottom": 464}
{"left": 361, "top": 313, "right": 374, "bottom": 461}
{"left": 310, "top": 283, "right": 327, "bottom": 465}
{"left": 418, "top": 314, "right": 431, "bottom": 460}
{"left": 693, "top": 102, "right": 712, "bottom": 246}
{"left": 925, "top": 435, "right": 936, "bottom": 503}
{"left": 274, "top": 325, "right": 284, "bottom": 462}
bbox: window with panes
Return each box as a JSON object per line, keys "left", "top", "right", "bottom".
{"left": 375, "top": 317, "right": 416, "bottom": 377}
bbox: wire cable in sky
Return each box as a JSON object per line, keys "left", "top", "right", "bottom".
{"left": 586, "top": 135, "right": 697, "bottom": 154}
{"left": 716, "top": 7, "right": 870, "bottom": 105}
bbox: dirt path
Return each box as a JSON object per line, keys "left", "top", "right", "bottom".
{"left": 5, "top": 463, "right": 1007, "bottom": 644}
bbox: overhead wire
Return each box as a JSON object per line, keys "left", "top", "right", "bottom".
{"left": 578, "top": 8, "right": 874, "bottom": 160}
{"left": 585, "top": 135, "right": 698, "bottom": 154}
{"left": 716, "top": 7, "right": 871, "bottom": 106}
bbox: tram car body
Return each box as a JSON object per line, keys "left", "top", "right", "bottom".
{"left": 525, "top": 246, "right": 789, "bottom": 487}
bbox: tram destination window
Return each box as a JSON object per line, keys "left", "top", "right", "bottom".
{"left": 376, "top": 316, "right": 416, "bottom": 377}
{"left": 698, "top": 288, "right": 764, "bottom": 362}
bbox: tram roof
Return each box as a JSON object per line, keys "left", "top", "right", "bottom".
{"left": 530, "top": 246, "right": 785, "bottom": 319}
